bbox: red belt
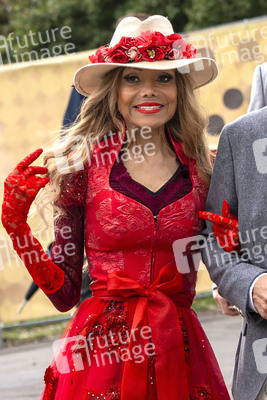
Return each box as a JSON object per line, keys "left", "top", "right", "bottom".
{"left": 90, "top": 264, "right": 190, "bottom": 400}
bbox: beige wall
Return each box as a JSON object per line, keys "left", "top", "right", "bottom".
{"left": 0, "top": 52, "right": 90, "bottom": 323}
{"left": 0, "top": 17, "right": 266, "bottom": 322}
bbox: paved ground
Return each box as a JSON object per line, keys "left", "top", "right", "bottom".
{"left": 0, "top": 310, "right": 242, "bottom": 400}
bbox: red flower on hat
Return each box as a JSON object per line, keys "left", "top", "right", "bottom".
{"left": 139, "top": 30, "right": 154, "bottom": 46}
{"left": 118, "top": 36, "right": 138, "bottom": 50}
{"left": 126, "top": 46, "right": 139, "bottom": 60}
{"left": 154, "top": 47, "right": 165, "bottom": 60}
{"left": 167, "top": 33, "right": 183, "bottom": 42}
{"left": 166, "top": 46, "right": 182, "bottom": 60}
{"left": 110, "top": 48, "right": 129, "bottom": 63}
{"left": 142, "top": 47, "right": 165, "bottom": 61}
{"left": 183, "top": 42, "right": 197, "bottom": 58}
{"left": 89, "top": 46, "right": 109, "bottom": 63}
{"left": 88, "top": 30, "right": 196, "bottom": 65}
{"left": 151, "top": 31, "right": 168, "bottom": 46}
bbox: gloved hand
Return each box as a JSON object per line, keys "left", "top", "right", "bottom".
{"left": 1, "top": 149, "right": 64, "bottom": 294}
{"left": 199, "top": 200, "right": 240, "bottom": 253}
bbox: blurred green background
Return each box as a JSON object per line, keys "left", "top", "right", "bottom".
{"left": 1, "top": 0, "right": 266, "bottom": 64}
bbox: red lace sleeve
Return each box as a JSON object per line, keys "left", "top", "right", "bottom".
{"left": 1, "top": 148, "right": 88, "bottom": 311}
{"left": 45, "top": 169, "right": 88, "bottom": 312}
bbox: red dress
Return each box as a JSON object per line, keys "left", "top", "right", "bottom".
{"left": 41, "top": 128, "right": 230, "bottom": 400}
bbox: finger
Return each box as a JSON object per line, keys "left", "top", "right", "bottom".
{"left": 36, "top": 176, "right": 50, "bottom": 189}
{"left": 215, "top": 217, "right": 239, "bottom": 229}
{"left": 21, "top": 175, "right": 50, "bottom": 191}
{"left": 23, "top": 166, "right": 48, "bottom": 177}
{"left": 13, "top": 149, "right": 43, "bottom": 174}
{"left": 219, "top": 217, "right": 238, "bottom": 229}
{"left": 225, "top": 308, "right": 240, "bottom": 316}
{"left": 222, "top": 200, "right": 238, "bottom": 221}
{"left": 222, "top": 200, "right": 231, "bottom": 218}
{"left": 217, "top": 299, "right": 239, "bottom": 316}
{"left": 199, "top": 211, "right": 238, "bottom": 228}
{"left": 199, "top": 211, "right": 220, "bottom": 223}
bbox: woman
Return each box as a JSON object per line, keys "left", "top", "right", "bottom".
{"left": 1, "top": 15, "right": 230, "bottom": 400}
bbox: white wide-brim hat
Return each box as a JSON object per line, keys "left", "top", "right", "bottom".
{"left": 74, "top": 15, "right": 218, "bottom": 96}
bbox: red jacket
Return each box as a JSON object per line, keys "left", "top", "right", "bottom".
{"left": 85, "top": 127, "right": 208, "bottom": 295}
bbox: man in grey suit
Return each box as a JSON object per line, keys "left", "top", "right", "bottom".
{"left": 201, "top": 105, "right": 267, "bottom": 400}
{"left": 248, "top": 62, "right": 267, "bottom": 112}
{"left": 211, "top": 62, "right": 267, "bottom": 317}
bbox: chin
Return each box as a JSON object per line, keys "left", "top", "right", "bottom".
{"left": 132, "top": 117, "right": 168, "bottom": 130}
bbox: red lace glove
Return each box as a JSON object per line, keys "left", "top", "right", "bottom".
{"left": 1, "top": 149, "right": 65, "bottom": 294}
{"left": 199, "top": 200, "right": 240, "bottom": 253}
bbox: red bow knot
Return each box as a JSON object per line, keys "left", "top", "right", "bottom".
{"left": 90, "top": 264, "right": 190, "bottom": 400}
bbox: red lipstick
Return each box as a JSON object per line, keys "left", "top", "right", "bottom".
{"left": 134, "top": 102, "right": 164, "bottom": 114}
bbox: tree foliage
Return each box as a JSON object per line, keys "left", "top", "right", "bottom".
{"left": 184, "top": 0, "right": 267, "bottom": 30}
{"left": 0, "top": 0, "right": 266, "bottom": 64}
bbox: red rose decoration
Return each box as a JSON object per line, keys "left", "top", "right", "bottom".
{"left": 117, "top": 36, "right": 138, "bottom": 50}
{"left": 89, "top": 46, "right": 109, "bottom": 63}
{"left": 141, "top": 48, "right": 155, "bottom": 61}
{"left": 88, "top": 30, "right": 197, "bottom": 64}
{"left": 151, "top": 31, "right": 167, "bottom": 46}
{"left": 165, "top": 44, "right": 180, "bottom": 60}
{"left": 167, "top": 33, "right": 183, "bottom": 42}
{"left": 140, "top": 30, "right": 153, "bottom": 46}
{"left": 110, "top": 48, "right": 128, "bottom": 63}
{"left": 155, "top": 48, "right": 165, "bottom": 61}
{"left": 173, "top": 39, "right": 187, "bottom": 53}
{"left": 182, "top": 43, "right": 197, "bottom": 58}
{"left": 89, "top": 54, "right": 98, "bottom": 63}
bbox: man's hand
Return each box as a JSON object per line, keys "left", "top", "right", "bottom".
{"left": 213, "top": 288, "right": 240, "bottom": 316}
{"left": 252, "top": 275, "right": 267, "bottom": 319}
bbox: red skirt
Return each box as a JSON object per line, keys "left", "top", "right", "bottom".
{"left": 40, "top": 294, "right": 231, "bottom": 400}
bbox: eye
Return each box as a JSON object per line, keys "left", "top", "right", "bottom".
{"left": 123, "top": 74, "right": 140, "bottom": 83}
{"left": 158, "top": 74, "right": 174, "bottom": 83}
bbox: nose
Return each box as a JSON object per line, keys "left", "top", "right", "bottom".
{"left": 140, "top": 77, "right": 157, "bottom": 97}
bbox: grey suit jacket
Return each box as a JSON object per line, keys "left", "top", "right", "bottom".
{"left": 248, "top": 63, "right": 267, "bottom": 112}
{"left": 201, "top": 106, "right": 267, "bottom": 400}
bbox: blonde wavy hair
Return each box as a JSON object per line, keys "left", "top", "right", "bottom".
{"left": 43, "top": 67, "right": 212, "bottom": 215}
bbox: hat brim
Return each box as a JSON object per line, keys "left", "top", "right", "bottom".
{"left": 74, "top": 57, "right": 218, "bottom": 96}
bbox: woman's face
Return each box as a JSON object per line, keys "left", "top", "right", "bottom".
{"left": 117, "top": 68, "right": 177, "bottom": 130}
